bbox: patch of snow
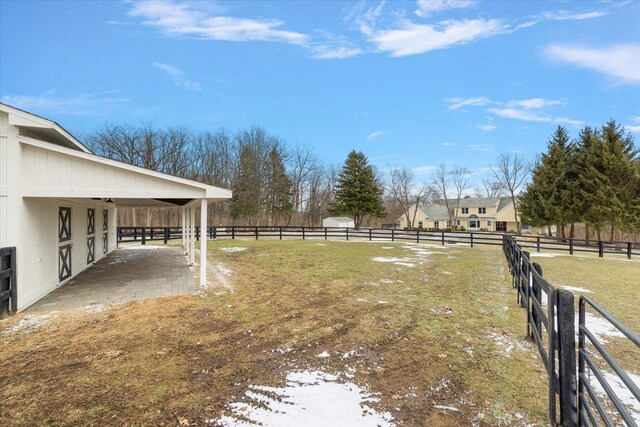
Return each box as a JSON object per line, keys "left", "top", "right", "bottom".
{"left": 371, "top": 257, "right": 413, "bottom": 263}
{"left": 381, "top": 247, "right": 394, "bottom": 250}
{"left": 440, "top": 271, "right": 453, "bottom": 275}
{"left": 211, "top": 370, "right": 394, "bottom": 427}
{"left": 272, "top": 348, "right": 294, "bottom": 354}
{"left": 219, "top": 247, "right": 247, "bottom": 253}
{"left": 488, "top": 331, "right": 527, "bottom": 357}
{"left": 316, "top": 351, "right": 330, "bottom": 358}
{"left": 434, "top": 405, "right": 460, "bottom": 412}
{"left": 590, "top": 371, "right": 640, "bottom": 424}
{"left": 2, "top": 312, "right": 59, "bottom": 335}
{"left": 356, "top": 298, "right": 368, "bottom": 302}
{"left": 394, "top": 262, "right": 416, "bottom": 267}
{"left": 120, "top": 244, "right": 162, "bottom": 250}
{"left": 578, "top": 312, "right": 625, "bottom": 343}
{"left": 378, "top": 301, "right": 389, "bottom": 304}
{"left": 316, "top": 243, "right": 326, "bottom": 246}
{"left": 561, "top": 285, "right": 592, "bottom": 293}
{"left": 529, "top": 252, "right": 562, "bottom": 258}
{"left": 80, "top": 304, "right": 105, "bottom": 314}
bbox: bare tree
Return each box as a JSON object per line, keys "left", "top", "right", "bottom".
{"left": 476, "top": 176, "right": 505, "bottom": 198}
{"left": 450, "top": 167, "right": 472, "bottom": 230}
{"left": 491, "top": 153, "right": 529, "bottom": 234}
{"left": 387, "top": 166, "right": 429, "bottom": 229}
{"left": 431, "top": 164, "right": 453, "bottom": 225}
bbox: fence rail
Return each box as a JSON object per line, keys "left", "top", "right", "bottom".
{"left": 117, "top": 226, "right": 640, "bottom": 259}
{"left": 0, "top": 247, "right": 17, "bottom": 316}
{"left": 578, "top": 296, "right": 640, "bottom": 427}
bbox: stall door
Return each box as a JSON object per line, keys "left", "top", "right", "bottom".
{"left": 102, "top": 209, "right": 108, "bottom": 254}
{"left": 58, "top": 207, "right": 72, "bottom": 282}
{"left": 87, "top": 208, "right": 95, "bottom": 264}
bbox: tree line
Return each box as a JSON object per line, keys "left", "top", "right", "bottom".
{"left": 520, "top": 120, "right": 640, "bottom": 241}
{"left": 86, "top": 120, "right": 639, "bottom": 241}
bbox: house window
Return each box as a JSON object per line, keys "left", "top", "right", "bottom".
{"left": 469, "top": 220, "right": 480, "bottom": 228}
{"left": 447, "top": 220, "right": 452, "bottom": 228}
{"left": 418, "top": 221, "right": 423, "bottom": 229}
{"left": 434, "top": 221, "right": 439, "bottom": 229}
{"left": 456, "top": 220, "right": 461, "bottom": 226}
{"left": 487, "top": 220, "right": 492, "bottom": 227}
{"left": 462, "top": 207, "right": 469, "bottom": 214}
{"left": 479, "top": 207, "right": 486, "bottom": 214}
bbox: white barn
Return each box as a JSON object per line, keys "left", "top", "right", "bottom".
{"left": 322, "top": 217, "right": 355, "bottom": 228}
{"left": 0, "top": 103, "right": 231, "bottom": 312}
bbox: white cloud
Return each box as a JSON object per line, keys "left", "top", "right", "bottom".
{"left": 626, "top": 117, "right": 640, "bottom": 133}
{"left": 445, "top": 96, "right": 491, "bottom": 111}
{"left": 414, "top": 0, "right": 475, "bottom": 17}
{"left": 128, "top": 0, "right": 308, "bottom": 45}
{"left": 367, "top": 130, "right": 387, "bottom": 140}
{"left": 441, "top": 142, "right": 455, "bottom": 146}
{"left": 468, "top": 144, "right": 493, "bottom": 152}
{"left": 539, "top": 10, "right": 609, "bottom": 21}
{"left": 489, "top": 107, "right": 584, "bottom": 126}
{"left": 445, "top": 96, "right": 583, "bottom": 126}
{"left": 368, "top": 18, "right": 504, "bottom": 57}
{"left": 152, "top": 62, "right": 202, "bottom": 91}
{"left": 477, "top": 124, "right": 497, "bottom": 131}
{"left": 413, "top": 165, "right": 436, "bottom": 175}
{"left": 544, "top": 44, "right": 640, "bottom": 85}
{"left": 1, "top": 90, "right": 129, "bottom": 115}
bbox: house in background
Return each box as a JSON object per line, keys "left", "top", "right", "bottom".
{"left": 322, "top": 217, "right": 355, "bottom": 228}
{"left": 0, "top": 103, "right": 231, "bottom": 312}
{"left": 398, "top": 197, "right": 520, "bottom": 232}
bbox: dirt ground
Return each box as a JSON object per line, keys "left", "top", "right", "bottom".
{"left": 1, "top": 240, "right": 551, "bottom": 426}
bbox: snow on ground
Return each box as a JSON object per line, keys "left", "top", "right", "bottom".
{"left": 210, "top": 370, "right": 394, "bottom": 427}
{"left": 219, "top": 247, "right": 248, "bottom": 253}
{"left": 487, "top": 331, "right": 528, "bottom": 357}
{"left": 1, "top": 312, "right": 59, "bottom": 335}
{"left": 371, "top": 257, "right": 413, "bottom": 263}
{"left": 529, "top": 252, "right": 562, "bottom": 258}
{"left": 590, "top": 370, "right": 640, "bottom": 424}
{"left": 394, "top": 262, "right": 416, "bottom": 267}
{"left": 119, "top": 244, "right": 162, "bottom": 250}
{"left": 578, "top": 312, "right": 625, "bottom": 342}
{"left": 561, "top": 285, "right": 592, "bottom": 293}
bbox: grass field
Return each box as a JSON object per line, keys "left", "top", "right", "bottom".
{"left": 0, "top": 240, "right": 610, "bottom": 426}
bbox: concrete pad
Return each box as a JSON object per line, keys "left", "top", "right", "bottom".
{"left": 26, "top": 246, "right": 196, "bottom": 313}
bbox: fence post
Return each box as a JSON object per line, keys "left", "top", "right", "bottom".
{"left": 628, "top": 242, "right": 632, "bottom": 260}
{"left": 213, "top": 226, "right": 217, "bottom": 239}
{"left": 556, "top": 289, "right": 577, "bottom": 427}
{"left": 470, "top": 232, "right": 474, "bottom": 248}
{"left": 255, "top": 226, "right": 258, "bottom": 240}
{"left": 531, "top": 263, "right": 543, "bottom": 338}
{"left": 134, "top": 228, "right": 138, "bottom": 241}
{"left": 391, "top": 229, "right": 395, "bottom": 242}
{"left": 569, "top": 238, "right": 574, "bottom": 255}
{"left": 346, "top": 227, "right": 349, "bottom": 241}
{"left": 416, "top": 229, "right": 420, "bottom": 243}
{"left": 302, "top": 227, "right": 305, "bottom": 240}
{"left": 279, "top": 226, "right": 283, "bottom": 240}
{"left": 537, "top": 236, "right": 541, "bottom": 252}
{"left": 232, "top": 226, "right": 235, "bottom": 240}
{"left": 370, "top": 229, "right": 373, "bottom": 241}
{"left": 598, "top": 240, "right": 603, "bottom": 258}
{"left": 441, "top": 231, "right": 445, "bottom": 245}
{"left": 324, "top": 227, "right": 327, "bottom": 240}
{"left": 141, "top": 227, "right": 146, "bottom": 245}
{"left": 164, "top": 227, "right": 168, "bottom": 244}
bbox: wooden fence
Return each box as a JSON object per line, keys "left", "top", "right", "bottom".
{"left": 117, "top": 226, "right": 640, "bottom": 259}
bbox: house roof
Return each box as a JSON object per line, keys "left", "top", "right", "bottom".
{"left": 421, "top": 202, "right": 454, "bottom": 220}
{"left": 4, "top": 103, "right": 232, "bottom": 205}
{"left": 1, "top": 103, "right": 92, "bottom": 154}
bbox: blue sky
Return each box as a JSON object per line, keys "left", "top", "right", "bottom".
{"left": 1, "top": 0, "right": 639, "bottom": 181}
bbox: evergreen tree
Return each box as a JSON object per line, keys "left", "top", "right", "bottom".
{"left": 539, "top": 126, "right": 572, "bottom": 238}
{"left": 330, "top": 150, "right": 386, "bottom": 227}
{"left": 230, "top": 145, "right": 260, "bottom": 222}
{"left": 264, "top": 147, "right": 293, "bottom": 225}
{"left": 519, "top": 157, "right": 551, "bottom": 231}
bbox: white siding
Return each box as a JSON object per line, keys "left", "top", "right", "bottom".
{"left": 21, "top": 144, "right": 205, "bottom": 199}
{"left": 18, "top": 198, "right": 116, "bottom": 310}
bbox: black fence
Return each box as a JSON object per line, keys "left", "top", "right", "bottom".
{"left": 578, "top": 296, "right": 640, "bottom": 427}
{"left": 0, "top": 247, "right": 17, "bottom": 316}
{"left": 117, "top": 226, "right": 640, "bottom": 259}
{"left": 504, "top": 235, "right": 639, "bottom": 427}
